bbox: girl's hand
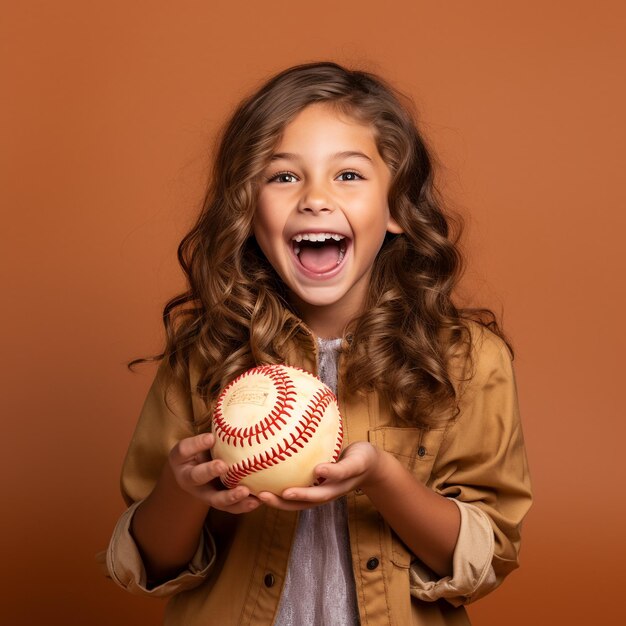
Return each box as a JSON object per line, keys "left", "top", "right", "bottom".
{"left": 256, "top": 442, "right": 382, "bottom": 511}
{"left": 169, "top": 433, "right": 261, "bottom": 514}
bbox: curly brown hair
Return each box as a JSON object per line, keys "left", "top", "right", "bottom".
{"left": 133, "top": 61, "right": 510, "bottom": 427}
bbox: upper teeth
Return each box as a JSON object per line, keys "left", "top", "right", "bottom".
{"left": 292, "top": 233, "right": 345, "bottom": 242}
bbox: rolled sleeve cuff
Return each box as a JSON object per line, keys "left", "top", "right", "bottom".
{"left": 106, "top": 501, "right": 215, "bottom": 597}
{"left": 409, "top": 499, "right": 497, "bottom": 607}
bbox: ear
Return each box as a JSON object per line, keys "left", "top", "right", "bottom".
{"left": 386, "top": 214, "right": 403, "bottom": 234}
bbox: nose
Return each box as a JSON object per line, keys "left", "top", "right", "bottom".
{"left": 298, "top": 179, "right": 335, "bottom": 215}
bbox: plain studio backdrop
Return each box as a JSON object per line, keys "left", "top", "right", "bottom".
{"left": 1, "top": 1, "right": 624, "bottom": 624}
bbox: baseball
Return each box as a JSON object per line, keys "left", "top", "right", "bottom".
{"left": 211, "top": 364, "right": 344, "bottom": 495}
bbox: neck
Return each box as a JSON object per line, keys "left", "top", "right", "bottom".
{"left": 286, "top": 277, "right": 370, "bottom": 339}
{"left": 291, "top": 300, "right": 353, "bottom": 339}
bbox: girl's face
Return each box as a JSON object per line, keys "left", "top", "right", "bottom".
{"left": 253, "top": 102, "right": 402, "bottom": 337}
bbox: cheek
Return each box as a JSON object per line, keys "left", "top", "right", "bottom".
{"left": 252, "top": 206, "right": 284, "bottom": 264}
{"left": 252, "top": 198, "right": 272, "bottom": 239}
{"left": 356, "top": 196, "right": 391, "bottom": 230}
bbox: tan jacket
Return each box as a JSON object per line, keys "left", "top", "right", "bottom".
{"left": 105, "top": 322, "right": 532, "bottom": 625}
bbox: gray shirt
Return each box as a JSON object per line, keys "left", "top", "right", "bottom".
{"left": 274, "top": 337, "right": 360, "bottom": 626}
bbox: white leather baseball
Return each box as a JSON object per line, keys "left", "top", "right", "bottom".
{"left": 211, "top": 364, "right": 344, "bottom": 495}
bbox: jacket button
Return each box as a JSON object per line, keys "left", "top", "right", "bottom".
{"left": 264, "top": 573, "right": 275, "bottom": 587}
{"left": 417, "top": 446, "right": 426, "bottom": 457}
{"left": 366, "top": 557, "right": 379, "bottom": 570}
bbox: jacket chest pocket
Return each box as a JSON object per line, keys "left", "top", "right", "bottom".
{"left": 368, "top": 426, "right": 447, "bottom": 568}
{"left": 369, "top": 426, "right": 446, "bottom": 483}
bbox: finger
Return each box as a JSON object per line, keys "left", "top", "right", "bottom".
{"left": 313, "top": 462, "right": 337, "bottom": 479}
{"left": 281, "top": 483, "right": 346, "bottom": 503}
{"left": 314, "top": 460, "right": 361, "bottom": 483}
{"left": 222, "top": 497, "right": 263, "bottom": 514}
{"left": 187, "top": 459, "right": 228, "bottom": 486}
{"left": 171, "top": 433, "right": 215, "bottom": 465}
{"left": 257, "top": 491, "right": 318, "bottom": 511}
{"left": 209, "top": 486, "right": 254, "bottom": 510}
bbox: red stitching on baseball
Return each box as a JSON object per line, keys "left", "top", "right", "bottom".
{"left": 332, "top": 417, "right": 344, "bottom": 462}
{"left": 221, "top": 387, "right": 342, "bottom": 489}
{"left": 212, "top": 365, "right": 297, "bottom": 446}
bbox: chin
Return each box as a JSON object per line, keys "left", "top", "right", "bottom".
{"left": 297, "top": 295, "right": 340, "bottom": 308}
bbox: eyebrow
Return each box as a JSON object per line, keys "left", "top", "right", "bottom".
{"left": 270, "top": 150, "right": 373, "bottom": 163}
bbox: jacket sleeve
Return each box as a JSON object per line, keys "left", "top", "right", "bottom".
{"left": 409, "top": 329, "right": 532, "bottom": 607}
{"left": 105, "top": 363, "right": 216, "bottom": 597}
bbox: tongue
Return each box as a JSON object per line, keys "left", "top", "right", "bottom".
{"left": 298, "top": 244, "right": 340, "bottom": 273}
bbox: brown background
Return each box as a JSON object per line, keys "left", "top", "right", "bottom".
{"left": 2, "top": 1, "right": 624, "bottom": 624}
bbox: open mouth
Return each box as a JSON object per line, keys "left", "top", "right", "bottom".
{"left": 291, "top": 232, "right": 348, "bottom": 274}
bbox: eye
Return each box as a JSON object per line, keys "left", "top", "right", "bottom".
{"left": 267, "top": 171, "right": 298, "bottom": 184}
{"left": 336, "top": 170, "right": 363, "bottom": 182}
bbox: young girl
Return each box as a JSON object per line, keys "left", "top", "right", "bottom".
{"left": 106, "top": 62, "right": 532, "bottom": 625}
